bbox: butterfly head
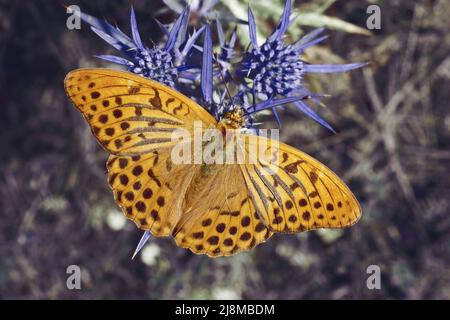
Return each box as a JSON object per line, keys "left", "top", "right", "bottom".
{"left": 218, "top": 106, "right": 246, "bottom": 130}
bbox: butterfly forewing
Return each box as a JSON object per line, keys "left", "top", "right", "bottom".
{"left": 64, "top": 69, "right": 216, "bottom": 155}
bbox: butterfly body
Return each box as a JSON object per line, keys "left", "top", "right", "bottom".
{"left": 65, "top": 68, "right": 361, "bottom": 257}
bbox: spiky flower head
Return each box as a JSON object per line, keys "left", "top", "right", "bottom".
{"left": 75, "top": 1, "right": 367, "bottom": 257}
{"left": 79, "top": 6, "right": 203, "bottom": 88}
{"left": 200, "top": 23, "right": 312, "bottom": 127}
{"left": 237, "top": 0, "right": 366, "bottom": 130}
{"left": 127, "top": 48, "right": 178, "bottom": 87}
{"left": 243, "top": 39, "right": 305, "bottom": 96}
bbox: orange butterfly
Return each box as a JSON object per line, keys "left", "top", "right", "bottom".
{"left": 64, "top": 68, "right": 361, "bottom": 257}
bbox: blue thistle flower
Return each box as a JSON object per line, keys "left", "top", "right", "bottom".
{"left": 238, "top": 0, "right": 367, "bottom": 131}
{"left": 200, "top": 23, "right": 309, "bottom": 127}
{"left": 79, "top": 6, "right": 203, "bottom": 88}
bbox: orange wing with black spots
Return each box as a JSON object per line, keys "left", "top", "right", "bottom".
{"left": 64, "top": 68, "right": 216, "bottom": 155}
{"left": 173, "top": 164, "right": 272, "bottom": 257}
{"left": 240, "top": 135, "right": 361, "bottom": 233}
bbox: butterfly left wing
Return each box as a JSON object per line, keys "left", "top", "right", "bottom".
{"left": 239, "top": 134, "right": 362, "bottom": 233}
{"left": 64, "top": 68, "right": 216, "bottom": 155}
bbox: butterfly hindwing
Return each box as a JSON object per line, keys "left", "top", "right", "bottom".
{"left": 240, "top": 134, "right": 361, "bottom": 233}
{"left": 107, "top": 149, "right": 197, "bottom": 236}
{"left": 173, "top": 164, "right": 273, "bottom": 257}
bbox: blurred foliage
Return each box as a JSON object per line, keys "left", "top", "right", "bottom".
{"left": 1, "top": 0, "right": 450, "bottom": 299}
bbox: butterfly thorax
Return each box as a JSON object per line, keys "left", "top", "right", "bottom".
{"left": 217, "top": 107, "right": 245, "bottom": 133}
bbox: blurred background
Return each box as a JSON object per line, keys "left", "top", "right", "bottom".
{"left": 1, "top": 0, "right": 450, "bottom": 299}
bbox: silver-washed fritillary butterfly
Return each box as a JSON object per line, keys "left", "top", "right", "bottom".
{"left": 64, "top": 68, "right": 361, "bottom": 257}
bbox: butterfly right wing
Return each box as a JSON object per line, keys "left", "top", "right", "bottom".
{"left": 239, "top": 134, "right": 362, "bottom": 233}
